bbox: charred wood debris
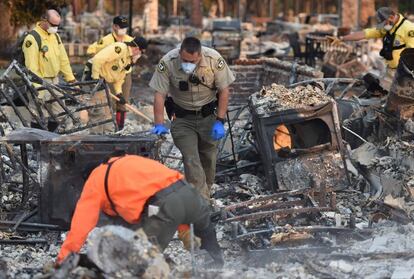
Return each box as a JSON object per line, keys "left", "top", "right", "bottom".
{"left": 1, "top": 37, "right": 414, "bottom": 278}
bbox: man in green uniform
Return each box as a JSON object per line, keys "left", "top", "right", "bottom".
{"left": 149, "top": 37, "right": 235, "bottom": 200}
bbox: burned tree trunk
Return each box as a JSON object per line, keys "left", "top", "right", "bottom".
{"left": 0, "top": 2, "right": 17, "bottom": 60}
{"left": 191, "top": 0, "right": 202, "bottom": 28}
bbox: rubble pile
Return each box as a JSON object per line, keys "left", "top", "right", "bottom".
{"left": 251, "top": 83, "right": 332, "bottom": 114}
{"left": 44, "top": 226, "right": 170, "bottom": 279}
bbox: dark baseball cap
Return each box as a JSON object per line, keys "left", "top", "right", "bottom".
{"left": 125, "top": 36, "right": 148, "bottom": 50}
{"left": 113, "top": 15, "right": 128, "bottom": 28}
{"left": 376, "top": 7, "right": 395, "bottom": 29}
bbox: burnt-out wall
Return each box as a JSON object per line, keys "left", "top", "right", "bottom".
{"left": 229, "top": 58, "right": 323, "bottom": 104}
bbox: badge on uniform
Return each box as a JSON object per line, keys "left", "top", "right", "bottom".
{"left": 112, "top": 65, "right": 118, "bottom": 71}
{"left": 409, "top": 31, "right": 414, "bottom": 37}
{"left": 157, "top": 61, "right": 166, "bottom": 73}
{"left": 25, "top": 40, "right": 32, "bottom": 48}
{"left": 41, "top": 45, "right": 49, "bottom": 53}
{"left": 115, "top": 46, "right": 121, "bottom": 54}
{"left": 216, "top": 57, "right": 225, "bottom": 71}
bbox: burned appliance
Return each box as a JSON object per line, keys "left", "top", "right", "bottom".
{"left": 212, "top": 19, "right": 242, "bottom": 63}
{"left": 249, "top": 83, "right": 349, "bottom": 191}
{"left": 1, "top": 129, "right": 160, "bottom": 228}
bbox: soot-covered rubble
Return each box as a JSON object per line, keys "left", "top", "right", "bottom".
{"left": 1, "top": 75, "right": 414, "bottom": 279}
{"left": 250, "top": 83, "right": 332, "bottom": 115}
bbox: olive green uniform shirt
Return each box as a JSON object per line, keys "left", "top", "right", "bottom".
{"left": 149, "top": 46, "right": 235, "bottom": 111}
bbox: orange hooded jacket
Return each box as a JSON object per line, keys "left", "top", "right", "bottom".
{"left": 57, "top": 155, "right": 184, "bottom": 262}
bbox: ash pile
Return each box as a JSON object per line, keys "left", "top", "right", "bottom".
{"left": 211, "top": 73, "right": 414, "bottom": 278}
{"left": 250, "top": 83, "right": 332, "bottom": 114}
{"left": 3, "top": 59, "right": 414, "bottom": 279}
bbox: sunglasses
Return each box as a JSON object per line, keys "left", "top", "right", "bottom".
{"left": 47, "top": 20, "right": 60, "bottom": 27}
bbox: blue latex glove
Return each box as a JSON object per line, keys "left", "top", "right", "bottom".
{"left": 211, "top": 120, "right": 225, "bottom": 140}
{"left": 151, "top": 124, "right": 169, "bottom": 135}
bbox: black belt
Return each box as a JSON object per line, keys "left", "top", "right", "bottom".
{"left": 174, "top": 101, "right": 217, "bottom": 118}
{"left": 147, "top": 179, "right": 186, "bottom": 204}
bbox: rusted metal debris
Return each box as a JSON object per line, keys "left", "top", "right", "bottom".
{"left": 0, "top": 129, "right": 161, "bottom": 228}
{"left": 0, "top": 60, "right": 116, "bottom": 134}
{"left": 221, "top": 187, "right": 337, "bottom": 249}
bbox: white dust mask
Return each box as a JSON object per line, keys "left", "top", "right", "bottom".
{"left": 117, "top": 28, "right": 127, "bottom": 36}
{"left": 47, "top": 26, "right": 58, "bottom": 34}
{"left": 181, "top": 62, "right": 196, "bottom": 74}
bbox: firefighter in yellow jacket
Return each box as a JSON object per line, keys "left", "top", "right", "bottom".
{"left": 84, "top": 37, "right": 147, "bottom": 134}
{"left": 22, "top": 9, "right": 76, "bottom": 130}
{"left": 87, "top": 15, "right": 134, "bottom": 129}
{"left": 341, "top": 7, "right": 414, "bottom": 90}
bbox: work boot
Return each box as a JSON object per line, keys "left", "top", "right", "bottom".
{"left": 197, "top": 225, "right": 224, "bottom": 267}
{"left": 116, "top": 111, "right": 126, "bottom": 130}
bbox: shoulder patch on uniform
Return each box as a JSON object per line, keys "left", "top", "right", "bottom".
{"left": 115, "top": 46, "right": 121, "bottom": 54}
{"left": 409, "top": 30, "right": 414, "bottom": 37}
{"left": 216, "top": 57, "right": 226, "bottom": 71}
{"left": 157, "top": 61, "right": 167, "bottom": 73}
{"left": 25, "top": 40, "right": 32, "bottom": 48}
{"left": 98, "top": 38, "right": 104, "bottom": 45}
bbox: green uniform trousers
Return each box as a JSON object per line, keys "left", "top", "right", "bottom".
{"left": 104, "top": 180, "right": 215, "bottom": 251}
{"left": 171, "top": 114, "right": 219, "bottom": 200}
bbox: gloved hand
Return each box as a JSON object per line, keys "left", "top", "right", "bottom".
{"left": 116, "top": 93, "right": 126, "bottom": 105}
{"left": 211, "top": 120, "right": 225, "bottom": 141}
{"left": 151, "top": 124, "right": 169, "bottom": 135}
{"left": 178, "top": 229, "right": 201, "bottom": 251}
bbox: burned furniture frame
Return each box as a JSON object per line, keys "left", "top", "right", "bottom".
{"left": 249, "top": 98, "right": 350, "bottom": 191}
{"left": 222, "top": 188, "right": 336, "bottom": 250}
{"left": 0, "top": 129, "right": 161, "bottom": 229}
{"left": 305, "top": 33, "right": 369, "bottom": 68}
{"left": 0, "top": 60, "right": 117, "bottom": 134}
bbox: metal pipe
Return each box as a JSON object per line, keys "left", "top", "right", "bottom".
{"left": 10, "top": 209, "right": 38, "bottom": 232}
{"left": 20, "top": 144, "right": 29, "bottom": 206}
{"left": 0, "top": 239, "right": 47, "bottom": 245}
{"left": 0, "top": 83, "right": 30, "bottom": 127}
{"left": 3, "top": 76, "right": 45, "bottom": 127}
{"left": 224, "top": 207, "right": 332, "bottom": 222}
{"left": 0, "top": 220, "right": 59, "bottom": 230}
{"left": 342, "top": 125, "right": 368, "bottom": 143}
{"left": 13, "top": 64, "right": 47, "bottom": 121}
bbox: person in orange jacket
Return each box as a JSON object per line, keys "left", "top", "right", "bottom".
{"left": 57, "top": 154, "right": 223, "bottom": 266}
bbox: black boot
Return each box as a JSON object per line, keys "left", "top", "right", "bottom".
{"left": 197, "top": 224, "right": 224, "bottom": 267}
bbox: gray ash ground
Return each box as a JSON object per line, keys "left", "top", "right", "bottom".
{"left": 2, "top": 172, "right": 412, "bottom": 278}
{"left": 1, "top": 89, "right": 414, "bottom": 277}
